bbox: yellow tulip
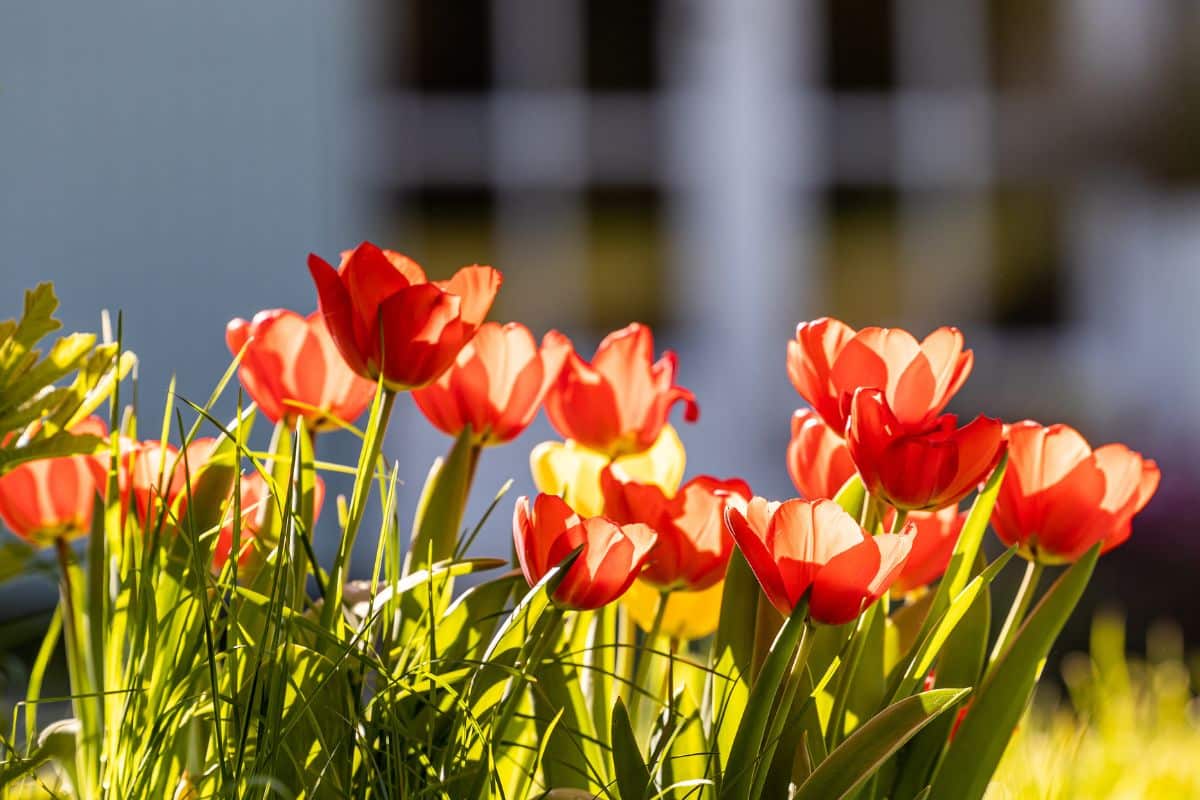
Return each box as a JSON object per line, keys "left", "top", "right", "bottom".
{"left": 622, "top": 578, "right": 724, "bottom": 641}
{"left": 529, "top": 424, "right": 686, "bottom": 517}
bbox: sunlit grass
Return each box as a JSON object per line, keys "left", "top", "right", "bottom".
{"left": 990, "top": 614, "right": 1200, "bottom": 800}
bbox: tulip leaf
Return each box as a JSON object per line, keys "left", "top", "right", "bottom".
{"left": 711, "top": 547, "right": 759, "bottom": 771}
{"left": 407, "top": 425, "right": 477, "bottom": 575}
{"left": 905, "top": 457, "right": 1006, "bottom": 667}
{"left": 793, "top": 688, "right": 968, "bottom": 800}
{"left": 719, "top": 599, "right": 809, "bottom": 800}
{"left": 889, "top": 546, "right": 1014, "bottom": 703}
{"left": 612, "top": 697, "right": 655, "bottom": 800}
{"left": 833, "top": 474, "right": 866, "bottom": 519}
{"left": 889, "top": 554, "right": 991, "bottom": 800}
{"left": 929, "top": 544, "right": 1100, "bottom": 800}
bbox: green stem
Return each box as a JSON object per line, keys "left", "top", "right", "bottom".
{"left": 826, "top": 604, "right": 875, "bottom": 749}
{"left": 55, "top": 538, "right": 95, "bottom": 800}
{"left": 890, "top": 507, "right": 909, "bottom": 533}
{"left": 320, "top": 388, "right": 396, "bottom": 632}
{"left": 861, "top": 495, "right": 882, "bottom": 534}
{"left": 753, "top": 620, "right": 815, "bottom": 798}
{"left": 988, "top": 559, "right": 1044, "bottom": 667}
{"left": 627, "top": 591, "right": 669, "bottom": 729}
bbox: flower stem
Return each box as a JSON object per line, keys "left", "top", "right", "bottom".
{"left": 989, "top": 559, "right": 1044, "bottom": 667}
{"left": 628, "top": 590, "right": 670, "bottom": 731}
{"left": 320, "top": 388, "right": 396, "bottom": 632}
{"left": 753, "top": 619, "right": 815, "bottom": 797}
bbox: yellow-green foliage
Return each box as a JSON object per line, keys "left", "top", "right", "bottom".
{"left": 990, "top": 614, "right": 1200, "bottom": 799}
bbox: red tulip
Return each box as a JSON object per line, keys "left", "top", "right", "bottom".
{"left": 846, "top": 389, "right": 1005, "bottom": 511}
{"left": 0, "top": 418, "right": 109, "bottom": 547}
{"left": 992, "top": 421, "right": 1160, "bottom": 563}
{"left": 787, "top": 409, "right": 857, "bottom": 500}
{"left": 725, "top": 497, "right": 914, "bottom": 625}
{"left": 214, "top": 472, "right": 326, "bottom": 570}
{"left": 600, "top": 469, "right": 752, "bottom": 591}
{"left": 787, "top": 317, "right": 973, "bottom": 434}
{"left": 887, "top": 506, "right": 966, "bottom": 594}
{"left": 226, "top": 309, "right": 375, "bottom": 430}
{"left": 544, "top": 323, "right": 699, "bottom": 457}
{"left": 513, "top": 493, "right": 657, "bottom": 610}
{"left": 412, "top": 322, "right": 571, "bottom": 446}
{"left": 130, "top": 438, "right": 218, "bottom": 530}
{"left": 307, "top": 241, "right": 502, "bottom": 390}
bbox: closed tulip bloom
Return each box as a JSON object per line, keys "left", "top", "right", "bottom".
{"left": 787, "top": 409, "right": 857, "bottom": 500}
{"left": 214, "top": 472, "right": 326, "bottom": 570}
{"left": 0, "top": 417, "right": 110, "bottom": 546}
{"left": 130, "top": 438, "right": 218, "bottom": 529}
{"left": 412, "top": 322, "right": 571, "bottom": 446}
{"left": 725, "top": 497, "right": 914, "bottom": 625}
{"left": 544, "top": 323, "right": 699, "bottom": 457}
{"left": 226, "top": 309, "right": 375, "bottom": 430}
{"left": 887, "top": 506, "right": 966, "bottom": 595}
{"left": 600, "top": 469, "right": 751, "bottom": 591}
{"left": 513, "top": 493, "right": 657, "bottom": 610}
{"left": 847, "top": 389, "right": 1006, "bottom": 512}
{"left": 787, "top": 317, "right": 974, "bottom": 434}
{"left": 307, "top": 241, "right": 502, "bottom": 390}
{"left": 992, "top": 421, "right": 1160, "bottom": 563}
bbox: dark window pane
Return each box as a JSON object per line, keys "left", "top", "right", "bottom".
{"left": 826, "top": 0, "right": 894, "bottom": 90}
{"left": 586, "top": 0, "right": 659, "bottom": 90}
{"left": 989, "top": 189, "right": 1064, "bottom": 328}
{"left": 413, "top": 0, "right": 492, "bottom": 91}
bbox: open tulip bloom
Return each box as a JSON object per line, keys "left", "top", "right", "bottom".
{"left": 0, "top": 263, "right": 1164, "bottom": 800}
{"left": 726, "top": 497, "right": 915, "bottom": 625}
{"left": 544, "top": 322, "right": 699, "bottom": 457}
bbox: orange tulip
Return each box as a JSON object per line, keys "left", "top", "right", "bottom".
{"left": 600, "top": 469, "right": 751, "bottom": 591}
{"left": 0, "top": 418, "right": 109, "bottom": 547}
{"left": 226, "top": 309, "right": 375, "bottom": 430}
{"left": 725, "top": 497, "right": 914, "bottom": 625}
{"left": 846, "top": 389, "right": 1005, "bottom": 511}
{"left": 213, "top": 472, "right": 326, "bottom": 570}
{"left": 412, "top": 322, "right": 571, "bottom": 446}
{"left": 307, "top": 241, "right": 502, "bottom": 390}
{"left": 887, "top": 506, "right": 966, "bottom": 594}
{"left": 513, "top": 493, "right": 657, "bottom": 610}
{"left": 544, "top": 323, "right": 699, "bottom": 457}
{"left": 129, "top": 438, "right": 218, "bottom": 530}
{"left": 787, "top": 317, "right": 974, "bottom": 434}
{"left": 992, "top": 421, "right": 1159, "bottom": 563}
{"left": 787, "top": 409, "right": 857, "bottom": 500}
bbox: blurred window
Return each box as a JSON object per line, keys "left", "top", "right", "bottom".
{"left": 585, "top": 0, "right": 659, "bottom": 90}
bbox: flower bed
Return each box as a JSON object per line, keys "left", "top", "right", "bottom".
{"left": 0, "top": 244, "right": 1159, "bottom": 798}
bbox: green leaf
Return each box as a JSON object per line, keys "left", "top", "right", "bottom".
{"left": 0, "top": 432, "right": 106, "bottom": 476}
{"left": 929, "top": 544, "right": 1100, "bottom": 800}
{"left": 914, "top": 458, "right": 1006, "bottom": 648}
{"left": 612, "top": 697, "right": 654, "bottom": 800}
{"left": 793, "top": 689, "right": 968, "bottom": 800}
{"left": 711, "top": 547, "right": 759, "bottom": 772}
{"left": 833, "top": 474, "right": 866, "bottom": 518}
{"left": 889, "top": 547, "right": 1014, "bottom": 702}
{"left": 890, "top": 551, "right": 993, "bottom": 800}
{"left": 719, "top": 599, "right": 809, "bottom": 800}
{"left": 406, "top": 426, "right": 478, "bottom": 575}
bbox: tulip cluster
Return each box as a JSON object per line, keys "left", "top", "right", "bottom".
{"left": 0, "top": 242, "right": 1163, "bottom": 800}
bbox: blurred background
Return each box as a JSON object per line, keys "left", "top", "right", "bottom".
{"left": 1, "top": 1, "right": 1197, "bottom": 663}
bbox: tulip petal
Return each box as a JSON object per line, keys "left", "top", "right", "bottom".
{"left": 307, "top": 252, "right": 369, "bottom": 378}
{"left": 436, "top": 265, "right": 502, "bottom": 327}
{"left": 725, "top": 503, "right": 793, "bottom": 616}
